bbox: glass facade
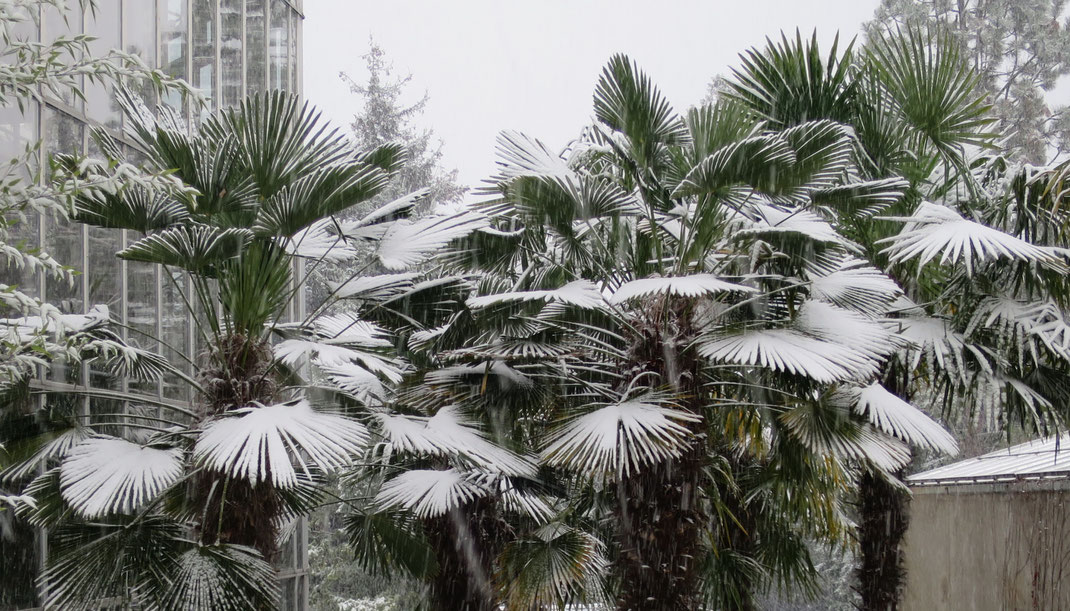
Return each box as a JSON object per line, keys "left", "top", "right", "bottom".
{"left": 4, "top": 1, "right": 307, "bottom": 608}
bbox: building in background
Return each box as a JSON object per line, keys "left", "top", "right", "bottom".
{"left": 902, "top": 434, "right": 1070, "bottom": 610}
{"left": 0, "top": 1, "right": 307, "bottom": 609}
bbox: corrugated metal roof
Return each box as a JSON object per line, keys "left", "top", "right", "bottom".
{"left": 908, "top": 433, "right": 1070, "bottom": 486}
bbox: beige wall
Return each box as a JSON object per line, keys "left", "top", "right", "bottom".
{"left": 902, "top": 482, "right": 1070, "bottom": 611}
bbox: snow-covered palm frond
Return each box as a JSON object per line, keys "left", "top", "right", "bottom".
{"left": 59, "top": 438, "right": 183, "bottom": 518}
{"left": 494, "top": 130, "right": 575, "bottom": 182}
{"left": 375, "top": 468, "right": 489, "bottom": 518}
{"left": 795, "top": 300, "right": 900, "bottom": 361}
{"left": 319, "top": 362, "right": 386, "bottom": 404}
{"left": 810, "top": 177, "right": 909, "bottom": 217}
{"left": 466, "top": 279, "right": 607, "bottom": 311}
{"left": 697, "top": 328, "right": 879, "bottom": 383}
{"left": 843, "top": 383, "right": 958, "bottom": 455}
{"left": 374, "top": 406, "right": 536, "bottom": 476}
{"left": 892, "top": 315, "right": 983, "bottom": 376}
{"left": 736, "top": 203, "right": 857, "bottom": 248}
{"left": 808, "top": 257, "right": 901, "bottom": 315}
{"left": 423, "top": 361, "right": 533, "bottom": 389}
{"left": 274, "top": 339, "right": 402, "bottom": 383}
{"left": 541, "top": 398, "right": 699, "bottom": 477}
{"left": 160, "top": 544, "right": 278, "bottom": 611}
{"left": 339, "top": 189, "right": 429, "bottom": 238}
{"left": 970, "top": 298, "right": 1070, "bottom": 362}
{"left": 329, "top": 272, "right": 419, "bottom": 301}
{"left": 193, "top": 400, "right": 368, "bottom": 488}
{"left": 313, "top": 313, "right": 392, "bottom": 348}
{"left": 780, "top": 405, "right": 911, "bottom": 472}
{"left": 609, "top": 274, "right": 756, "bottom": 304}
{"left": 500, "top": 487, "right": 556, "bottom": 523}
{"left": 277, "top": 218, "right": 356, "bottom": 262}
{"left": 375, "top": 211, "right": 490, "bottom": 270}
{"left": 879, "top": 202, "right": 1056, "bottom": 274}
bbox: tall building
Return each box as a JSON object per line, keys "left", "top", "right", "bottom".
{"left": 0, "top": 1, "right": 308, "bottom": 609}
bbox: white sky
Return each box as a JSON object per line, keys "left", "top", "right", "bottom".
{"left": 303, "top": 0, "right": 880, "bottom": 193}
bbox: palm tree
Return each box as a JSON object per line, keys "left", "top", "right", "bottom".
{"left": 0, "top": 90, "right": 487, "bottom": 609}
{"left": 724, "top": 28, "right": 1070, "bottom": 609}
{"left": 390, "top": 55, "right": 955, "bottom": 609}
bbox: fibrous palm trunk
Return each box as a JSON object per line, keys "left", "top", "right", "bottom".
{"left": 857, "top": 469, "right": 908, "bottom": 611}
{"left": 193, "top": 334, "right": 283, "bottom": 561}
{"left": 614, "top": 303, "right": 706, "bottom": 610}
{"left": 425, "top": 498, "right": 504, "bottom": 611}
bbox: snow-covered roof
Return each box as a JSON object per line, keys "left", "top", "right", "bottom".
{"left": 908, "top": 433, "right": 1070, "bottom": 487}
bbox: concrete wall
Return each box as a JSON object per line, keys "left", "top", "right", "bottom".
{"left": 902, "top": 481, "right": 1070, "bottom": 610}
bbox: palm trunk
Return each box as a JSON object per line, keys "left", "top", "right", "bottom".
{"left": 193, "top": 333, "right": 283, "bottom": 561}
{"left": 424, "top": 498, "right": 503, "bottom": 611}
{"left": 615, "top": 302, "right": 706, "bottom": 610}
{"left": 857, "top": 469, "right": 909, "bottom": 611}
{"left": 615, "top": 430, "right": 705, "bottom": 610}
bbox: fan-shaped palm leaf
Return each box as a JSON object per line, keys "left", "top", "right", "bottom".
{"left": 59, "top": 437, "right": 183, "bottom": 518}
{"left": 466, "top": 279, "right": 607, "bottom": 310}
{"left": 541, "top": 397, "right": 699, "bottom": 477}
{"left": 193, "top": 399, "right": 368, "bottom": 488}
{"left": 697, "top": 328, "right": 878, "bottom": 383}
{"left": 879, "top": 202, "right": 1056, "bottom": 274}
{"left": 374, "top": 468, "right": 489, "bottom": 519}
{"left": 376, "top": 210, "right": 490, "bottom": 270}
{"left": 609, "top": 274, "right": 756, "bottom": 304}
{"left": 844, "top": 383, "right": 958, "bottom": 455}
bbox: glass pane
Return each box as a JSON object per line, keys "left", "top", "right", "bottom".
{"left": 42, "top": 3, "right": 83, "bottom": 108}
{"left": 0, "top": 101, "right": 38, "bottom": 302}
{"left": 44, "top": 108, "right": 83, "bottom": 316}
{"left": 269, "top": 0, "right": 288, "bottom": 90}
{"left": 288, "top": 7, "right": 297, "bottom": 93}
{"left": 192, "top": 0, "right": 216, "bottom": 118}
{"left": 85, "top": 0, "right": 121, "bottom": 128}
{"left": 220, "top": 0, "right": 243, "bottom": 108}
{"left": 245, "top": 0, "right": 266, "bottom": 95}
{"left": 160, "top": 266, "right": 191, "bottom": 401}
{"left": 126, "top": 253, "right": 159, "bottom": 396}
{"left": 124, "top": 0, "right": 156, "bottom": 110}
{"left": 160, "top": 0, "right": 188, "bottom": 113}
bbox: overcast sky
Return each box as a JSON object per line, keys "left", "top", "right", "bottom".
{"left": 303, "top": 0, "right": 880, "bottom": 194}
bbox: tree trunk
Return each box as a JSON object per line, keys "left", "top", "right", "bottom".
{"left": 857, "top": 469, "right": 909, "bottom": 611}
{"left": 615, "top": 302, "right": 706, "bottom": 610}
{"left": 615, "top": 433, "right": 705, "bottom": 611}
{"left": 425, "top": 498, "right": 503, "bottom": 611}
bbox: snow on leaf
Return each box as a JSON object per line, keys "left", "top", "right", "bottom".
{"left": 697, "top": 328, "right": 878, "bottom": 383}
{"left": 466, "top": 279, "right": 606, "bottom": 311}
{"left": 846, "top": 383, "right": 958, "bottom": 455}
{"left": 494, "top": 130, "right": 575, "bottom": 182}
{"left": 313, "top": 313, "right": 392, "bottom": 348}
{"left": 376, "top": 211, "right": 490, "bottom": 271}
{"left": 275, "top": 339, "right": 402, "bottom": 383}
{"left": 375, "top": 406, "right": 536, "bottom": 476}
{"left": 0, "top": 304, "right": 110, "bottom": 339}
{"left": 59, "top": 438, "right": 183, "bottom": 518}
{"left": 541, "top": 399, "right": 699, "bottom": 477}
{"left": 194, "top": 399, "right": 368, "bottom": 488}
{"left": 375, "top": 468, "right": 489, "bottom": 518}
{"left": 328, "top": 272, "right": 419, "bottom": 301}
{"left": 808, "top": 257, "right": 901, "bottom": 315}
{"left": 795, "top": 300, "right": 900, "bottom": 362}
{"left": 277, "top": 219, "right": 356, "bottom": 262}
{"left": 879, "top": 202, "right": 1056, "bottom": 274}
{"left": 340, "top": 188, "right": 430, "bottom": 236}
{"left": 319, "top": 362, "right": 387, "bottom": 404}
{"left": 424, "top": 361, "right": 533, "bottom": 389}
{"left": 891, "top": 315, "right": 983, "bottom": 377}
{"left": 609, "top": 274, "right": 756, "bottom": 304}
{"left": 736, "top": 203, "right": 856, "bottom": 247}
{"left": 780, "top": 406, "right": 911, "bottom": 472}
